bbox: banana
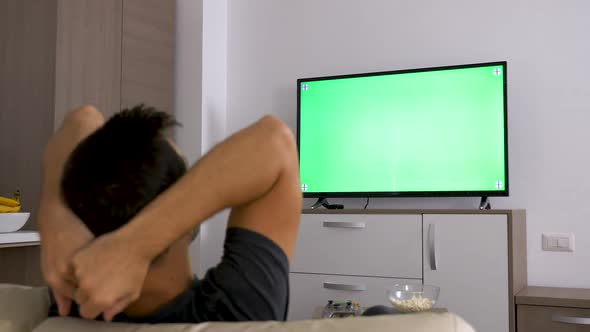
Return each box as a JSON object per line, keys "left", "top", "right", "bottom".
{"left": 0, "top": 196, "right": 19, "bottom": 207}
{"left": 0, "top": 204, "right": 20, "bottom": 213}
{"left": 0, "top": 191, "right": 21, "bottom": 213}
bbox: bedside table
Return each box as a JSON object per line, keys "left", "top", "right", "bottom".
{"left": 516, "top": 286, "right": 590, "bottom": 331}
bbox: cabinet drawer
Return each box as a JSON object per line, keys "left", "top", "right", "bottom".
{"left": 292, "top": 214, "right": 422, "bottom": 278}
{"left": 288, "top": 272, "right": 416, "bottom": 320}
{"left": 518, "top": 305, "right": 590, "bottom": 332}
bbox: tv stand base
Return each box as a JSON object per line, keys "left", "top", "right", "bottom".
{"left": 311, "top": 197, "right": 344, "bottom": 209}
{"left": 479, "top": 196, "right": 491, "bottom": 210}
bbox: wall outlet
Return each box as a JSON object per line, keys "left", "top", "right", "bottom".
{"left": 542, "top": 233, "right": 574, "bottom": 252}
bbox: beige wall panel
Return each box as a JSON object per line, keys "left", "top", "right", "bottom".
{"left": 121, "top": 0, "right": 176, "bottom": 113}
{"left": 54, "top": 0, "right": 123, "bottom": 125}
{"left": 0, "top": 0, "right": 57, "bottom": 227}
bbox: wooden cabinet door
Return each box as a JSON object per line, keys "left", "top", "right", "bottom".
{"left": 121, "top": 0, "right": 175, "bottom": 112}
{"left": 423, "top": 214, "right": 509, "bottom": 332}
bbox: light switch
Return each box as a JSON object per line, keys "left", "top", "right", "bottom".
{"left": 558, "top": 237, "right": 569, "bottom": 248}
{"left": 542, "top": 233, "right": 574, "bottom": 252}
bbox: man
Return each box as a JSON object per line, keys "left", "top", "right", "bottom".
{"left": 37, "top": 105, "right": 301, "bottom": 322}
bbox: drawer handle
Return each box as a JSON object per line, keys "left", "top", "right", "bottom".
{"left": 323, "top": 282, "right": 367, "bottom": 291}
{"left": 323, "top": 221, "right": 366, "bottom": 229}
{"left": 552, "top": 314, "right": 590, "bottom": 325}
{"left": 428, "top": 224, "right": 438, "bottom": 270}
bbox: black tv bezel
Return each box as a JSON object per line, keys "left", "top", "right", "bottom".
{"left": 296, "top": 61, "right": 509, "bottom": 198}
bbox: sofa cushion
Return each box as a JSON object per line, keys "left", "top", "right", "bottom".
{"left": 0, "top": 284, "right": 474, "bottom": 332}
{"left": 0, "top": 285, "right": 50, "bottom": 332}
{"left": 34, "top": 313, "right": 474, "bottom": 332}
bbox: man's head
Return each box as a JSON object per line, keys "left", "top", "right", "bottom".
{"left": 61, "top": 105, "right": 187, "bottom": 244}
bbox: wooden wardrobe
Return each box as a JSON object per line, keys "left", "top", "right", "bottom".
{"left": 0, "top": 0, "right": 176, "bottom": 285}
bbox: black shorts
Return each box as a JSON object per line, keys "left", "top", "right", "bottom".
{"left": 49, "top": 227, "right": 290, "bottom": 323}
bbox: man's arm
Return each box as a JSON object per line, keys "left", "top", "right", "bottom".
{"left": 71, "top": 115, "right": 302, "bottom": 320}
{"left": 37, "top": 106, "right": 104, "bottom": 315}
{"left": 128, "top": 114, "right": 301, "bottom": 259}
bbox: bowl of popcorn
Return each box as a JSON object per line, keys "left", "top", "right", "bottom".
{"left": 387, "top": 284, "right": 439, "bottom": 313}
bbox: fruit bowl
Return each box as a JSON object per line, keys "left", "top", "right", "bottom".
{"left": 0, "top": 213, "right": 30, "bottom": 233}
{"left": 387, "top": 284, "right": 439, "bottom": 313}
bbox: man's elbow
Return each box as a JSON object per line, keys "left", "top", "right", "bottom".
{"left": 258, "top": 115, "right": 297, "bottom": 156}
{"left": 62, "top": 105, "right": 105, "bottom": 131}
{"left": 42, "top": 105, "right": 105, "bottom": 166}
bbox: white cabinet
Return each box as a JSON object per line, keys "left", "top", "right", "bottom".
{"left": 289, "top": 213, "right": 422, "bottom": 320}
{"left": 289, "top": 210, "right": 526, "bottom": 332}
{"left": 423, "top": 214, "right": 509, "bottom": 332}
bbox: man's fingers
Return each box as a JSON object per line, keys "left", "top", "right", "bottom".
{"left": 104, "top": 296, "right": 133, "bottom": 322}
{"left": 56, "top": 279, "right": 77, "bottom": 298}
{"left": 53, "top": 292, "right": 72, "bottom": 317}
{"left": 76, "top": 287, "right": 133, "bottom": 320}
{"left": 78, "top": 294, "right": 132, "bottom": 321}
{"left": 63, "top": 263, "right": 79, "bottom": 285}
{"left": 78, "top": 299, "right": 104, "bottom": 320}
{"left": 74, "top": 288, "right": 89, "bottom": 306}
{"left": 50, "top": 279, "right": 77, "bottom": 316}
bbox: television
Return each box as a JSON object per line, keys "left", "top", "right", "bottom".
{"left": 297, "top": 61, "right": 508, "bottom": 198}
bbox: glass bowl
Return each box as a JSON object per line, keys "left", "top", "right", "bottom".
{"left": 387, "top": 284, "right": 440, "bottom": 313}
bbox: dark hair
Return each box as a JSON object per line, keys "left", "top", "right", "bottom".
{"left": 61, "top": 105, "right": 187, "bottom": 238}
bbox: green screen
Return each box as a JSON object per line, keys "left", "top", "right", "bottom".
{"left": 298, "top": 63, "right": 507, "bottom": 195}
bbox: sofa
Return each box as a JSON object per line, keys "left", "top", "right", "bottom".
{"left": 0, "top": 284, "right": 475, "bottom": 332}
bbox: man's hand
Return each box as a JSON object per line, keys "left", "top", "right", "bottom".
{"left": 39, "top": 204, "right": 94, "bottom": 316}
{"left": 36, "top": 105, "right": 105, "bottom": 316}
{"left": 71, "top": 231, "right": 150, "bottom": 321}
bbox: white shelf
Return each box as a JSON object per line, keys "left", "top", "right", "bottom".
{"left": 0, "top": 231, "right": 40, "bottom": 248}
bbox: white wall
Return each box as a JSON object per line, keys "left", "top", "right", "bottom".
{"left": 175, "top": 0, "right": 229, "bottom": 276}
{"left": 175, "top": 0, "right": 203, "bottom": 273}
{"left": 225, "top": 0, "right": 590, "bottom": 287}
{"left": 197, "top": 0, "right": 229, "bottom": 276}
